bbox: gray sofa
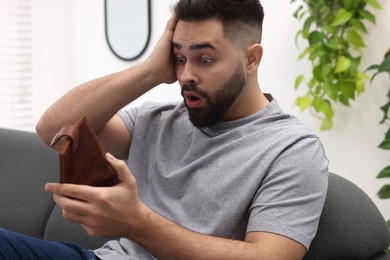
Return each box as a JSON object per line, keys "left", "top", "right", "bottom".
{"left": 1, "top": 127, "right": 390, "bottom": 259}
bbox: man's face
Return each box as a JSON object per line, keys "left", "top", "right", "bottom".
{"left": 172, "top": 18, "right": 247, "bottom": 127}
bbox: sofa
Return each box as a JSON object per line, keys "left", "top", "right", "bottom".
{"left": 1, "top": 127, "right": 390, "bottom": 259}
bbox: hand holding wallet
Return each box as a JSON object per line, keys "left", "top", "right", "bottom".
{"left": 50, "top": 116, "right": 119, "bottom": 187}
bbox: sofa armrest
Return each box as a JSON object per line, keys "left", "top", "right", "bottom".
{"left": 305, "top": 173, "right": 390, "bottom": 259}
{"left": 0, "top": 128, "right": 57, "bottom": 238}
{"left": 0, "top": 128, "right": 109, "bottom": 249}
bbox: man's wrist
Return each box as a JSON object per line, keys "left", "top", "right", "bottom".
{"left": 137, "top": 60, "right": 161, "bottom": 88}
{"left": 123, "top": 202, "right": 154, "bottom": 240}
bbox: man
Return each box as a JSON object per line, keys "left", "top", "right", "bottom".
{"left": 0, "top": 0, "right": 328, "bottom": 259}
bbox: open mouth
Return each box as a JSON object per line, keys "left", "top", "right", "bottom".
{"left": 188, "top": 96, "right": 200, "bottom": 102}
{"left": 183, "top": 91, "right": 204, "bottom": 108}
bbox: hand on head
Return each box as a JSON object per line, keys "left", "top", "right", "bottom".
{"left": 144, "top": 16, "right": 179, "bottom": 86}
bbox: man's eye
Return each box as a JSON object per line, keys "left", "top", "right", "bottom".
{"left": 176, "top": 56, "right": 186, "bottom": 64}
{"left": 200, "top": 57, "right": 212, "bottom": 65}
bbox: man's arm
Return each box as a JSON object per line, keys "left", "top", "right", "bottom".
{"left": 45, "top": 153, "right": 306, "bottom": 260}
{"left": 133, "top": 205, "right": 306, "bottom": 260}
{"left": 35, "top": 17, "right": 178, "bottom": 159}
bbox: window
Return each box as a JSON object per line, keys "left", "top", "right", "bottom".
{"left": 0, "top": 0, "right": 34, "bottom": 131}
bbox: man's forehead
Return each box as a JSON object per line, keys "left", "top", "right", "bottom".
{"left": 175, "top": 18, "right": 223, "bottom": 29}
{"left": 172, "top": 19, "right": 225, "bottom": 50}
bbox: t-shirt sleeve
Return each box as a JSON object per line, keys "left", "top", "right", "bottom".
{"left": 117, "top": 106, "right": 139, "bottom": 137}
{"left": 117, "top": 102, "right": 161, "bottom": 137}
{"left": 246, "top": 136, "right": 329, "bottom": 250}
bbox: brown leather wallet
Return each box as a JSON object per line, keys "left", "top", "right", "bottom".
{"left": 50, "top": 116, "right": 118, "bottom": 187}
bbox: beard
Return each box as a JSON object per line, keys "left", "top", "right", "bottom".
{"left": 181, "top": 62, "right": 246, "bottom": 128}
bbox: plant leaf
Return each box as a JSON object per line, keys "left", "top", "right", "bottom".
{"left": 325, "top": 36, "right": 340, "bottom": 50}
{"left": 378, "top": 166, "right": 390, "bottom": 178}
{"left": 313, "top": 66, "right": 323, "bottom": 81}
{"left": 320, "top": 118, "right": 333, "bottom": 131}
{"left": 321, "top": 63, "right": 332, "bottom": 80}
{"left": 350, "top": 18, "right": 368, "bottom": 34}
{"left": 339, "top": 81, "right": 356, "bottom": 100}
{"left": 293, "top": 5, "right": 304, "bottom": 19}
{"left": 379, "top": 139, "right": 390, "bottom": 150}
{"left": 366, "top": 64, "right": 380, "bottom": 72}
{"left": 295, "top": 75, "right": 305, "bottom": 89}
{"left": 303, "top": 16, "right": 315, "bottom": 30}
{"left": 379, "top": 102, "right": 390, "bottom": 124}
{"left": 331, "top": 8, "right": 353, "bottom": 27}
{"left": 348, "top": 29, "right": 366, "bottom": 48}
{"left": 309, "top": 48, "right": 327, "bottom": 61}
{"left": 298, "top": 47, "right": 312, "bottom": 60}
{"left": 295, "top": 30, "right": 303, "bottom": 48}
{"left": 348, "top": 57, "right": 359, "bottom": 77}
{"left": 359, "top": 10, "right": 377, "bottom": 24}
{"left": 335, "top": 56, "right": 351, "bottom": 73}
{"left": 356, "top": 79, "right": 365, "bottom": 94}
{"left": 339, "top": 95, "right": 350, "bottom": 106}
{"left": 323, "top": 82, "right": 339, "bottom": 101}
{"left": 312, "top": 98, "right": 334, "bottom": 119}
{"left": 303, "top": 16, "right": 315, "bottom": 38}
{"left": 384, "top": 126, "right": 390, "bottom": 139}
{"left": 342, "top": 0, "right": 353, "bottom": 10}
{"left": 309, "top": 31, "right": 324, "bottom": 45}
{"left": 296, "top": 96, "right": 312, "bottom": 111}
{"left": 308, "top": 78, "right": 316, "bottom": 89}
{"left": 378, "top": 56, "right": 390, "bottom": 72}
{"left": 378, "top": 184, "right": 390, "bottom": 199}
{"left": 365, "top": 0, "right": 382, "bottom": 9}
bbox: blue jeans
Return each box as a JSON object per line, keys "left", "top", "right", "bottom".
{"left": 0, "top": 228, "right": 97, "bottom": 260}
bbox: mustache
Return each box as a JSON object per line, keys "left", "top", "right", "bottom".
{"left": 181, "top": 82, "right": 208, "bottom": 98}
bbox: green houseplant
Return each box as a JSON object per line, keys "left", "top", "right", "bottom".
{"left": 367, "top": 48, "right": 390, "bottom": 226}
{"left": 291, "top": 0, "right": 382, "bottom": 130}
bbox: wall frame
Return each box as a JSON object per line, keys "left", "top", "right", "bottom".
{"left": 104, "top": 0, "right": 151, "bottom": 61}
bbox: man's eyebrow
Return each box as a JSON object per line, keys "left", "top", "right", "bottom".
{"left": 172, "top": 42, "right": 218, "bottom": 52}
{"left": 190, "top": 43, "right": 218, "bottom": 51}
{"left": 173, "top": 42, "right": 182, "bottom": 50}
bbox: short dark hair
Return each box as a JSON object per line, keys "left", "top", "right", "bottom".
{"left": 173, "top": 0, "right": 264, "bottom": 45}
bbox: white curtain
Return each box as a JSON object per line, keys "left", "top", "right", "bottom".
{"left": 0, "top": 0, "right": 34, "bottom": 131}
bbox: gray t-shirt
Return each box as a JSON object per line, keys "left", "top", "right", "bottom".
{"left": 94, "top": 99, "right": 328, "bottom": 259}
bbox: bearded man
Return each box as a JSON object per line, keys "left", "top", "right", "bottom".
{"left": 1, "top": 1, "right": 328, "bottom": 259}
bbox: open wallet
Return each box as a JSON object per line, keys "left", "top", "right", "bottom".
{"left": 50, "top": 116, "right": 119, "bottom": 187}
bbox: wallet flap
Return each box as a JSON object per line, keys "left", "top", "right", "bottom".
{"left": 50, "top": 125, "right": 80, "bottom": 151}
{"left": 53, "top": 116, "right": 118, "bottom": 187}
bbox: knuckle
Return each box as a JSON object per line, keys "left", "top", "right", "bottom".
{"left": 62, "top": 209, "right": 72, "bottom": 220}
{"left": 95, "top": 190, "right": 111, "bottom": 205}
{"left": 82, "top": 225, "right": 98, "bottom": 237}
{"left": 116, "top": 159, "right": 128, "bottom": 169}
{"left": 129, "top": 175, "right": 137, "bottom": 186}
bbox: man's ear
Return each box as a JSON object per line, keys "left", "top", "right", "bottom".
{"left": 245, "top": 44, "right": 263, "bottom": 74}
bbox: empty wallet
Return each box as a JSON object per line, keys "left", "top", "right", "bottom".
{"left": 50, "top": 116, "right": 118, "bottom": 187}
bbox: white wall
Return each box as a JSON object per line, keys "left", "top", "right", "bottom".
{"left": 32, "top": 0, "right": 72, "bottom": 123}
{"left": 32, "top": 0, "right": 390, "bottom": 220}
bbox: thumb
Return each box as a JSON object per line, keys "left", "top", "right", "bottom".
{"left": 105, "top": 153, "right": 132, "bottom": 184}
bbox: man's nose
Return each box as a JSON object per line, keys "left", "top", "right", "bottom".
{"left": 178, "top": 63, "right": 198, "bottom": 85}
